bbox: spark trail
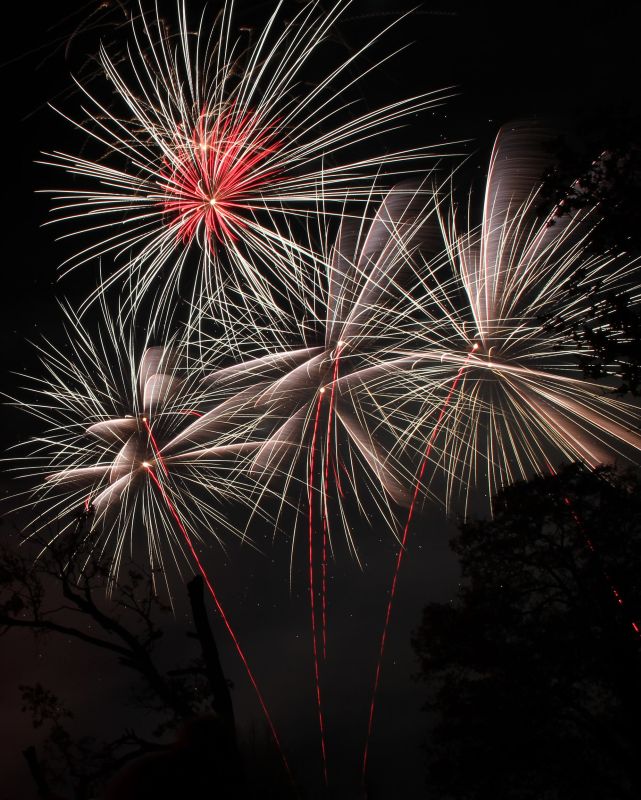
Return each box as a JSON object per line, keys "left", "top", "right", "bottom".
{"left": 44, "top": 0, "right": 451, "bottom": 325}
{"left": 548, "top": 463, "right": 641, "bottom": 640}
{"left": 144, "top": 464, "right": 293, "bottom": 782}
{"left": 304, "top": 342, "right": 345, "bottom": 785}
{"left": 321, "top": 344, "right": 345, "bottom": 659}
{"left": 307, "top": 389, "right": 329, "bottom": 785}
{"left": 361, "top": 344, "right": 478, "bottom": 779}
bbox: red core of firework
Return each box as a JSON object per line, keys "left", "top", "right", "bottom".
{"left": 160, "top": 107, "right": 282, "bottom": 247}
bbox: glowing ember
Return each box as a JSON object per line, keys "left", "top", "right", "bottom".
{"left": 160, "top": 108, "right": 281, "bottom": 246}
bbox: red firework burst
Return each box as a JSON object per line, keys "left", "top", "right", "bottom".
{"left": 160, "top": 106, "right": 282, "bottom": 246}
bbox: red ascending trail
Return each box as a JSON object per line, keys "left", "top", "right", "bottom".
{"left": 361, "top": 345, "right": 478, "bottom": 780}
{"left": 307, "top": 389, "right": 329, "bottom": 785}
{"left": 321, "top": 514, "right": 329, "bottom": 660}
{"left": 142, "top": 416, "right": 169, "bottom": 476}
{"left": 144, "top": 465, "right": 293, "bottom": 783}
{"left": 546, "top": 463, "right": 641, "bottom": 641}
{"left": 321, "top": 346, "right": 344, "bottom": 660}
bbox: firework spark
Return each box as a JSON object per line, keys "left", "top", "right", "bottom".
{"left": 6, "top": 300, "right": 296, "bottom": 772}
{"left": 195, "top": 182, "right": 443, "bottom": 781}
{"left": 44, "top": 0, "right": 450, "bottom": 325}
{"left": 361, "top": 120, "right": 641, "bottom": 775}
{"left": 7, "top": 303, "right": 274, "bottom": 585}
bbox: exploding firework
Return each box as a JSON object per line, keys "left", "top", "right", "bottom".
{"left": 44, "top": 0, "right": 450, "bottom": 324}
{"left": 361, "top": 120, "right": 641, "bottom": 776}
{"left": 198, "top": 182, "right": 448, "bottom": 555}
{"left": 366, "top": 122, "right": 641, "bottom": 510}
{"left": 6, "top": 299, "right": 296, "bottom": 774}
{"left": 194, "top": 181, "right": 443, "bottom": 781}
{"left": 6, "top": 301, "right": 276, "bottom": 588}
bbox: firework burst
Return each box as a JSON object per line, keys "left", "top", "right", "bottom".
{"left": 364, "top": 122, "right": 641, "bottom": 511}
{"left": 194, "top": 181, "right": 443, "bottom": 781}
{"left": 6, "top": 301, "right": 275, "bottom": 590}
{"left": 361, "top": 121, "right": 641, "bottom": 775}
{"left": 44, "top": 0, "right": 450, "bottom": 324}
{"left": 199, "top": 182, "right": 446, "bottom": 557}
{"left": 5, "top": 299, "right": 297, "bottom": 774}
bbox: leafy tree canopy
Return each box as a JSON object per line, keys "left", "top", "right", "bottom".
{"left": 539, "top": 113, "right": 641, "bottom": 394}
{"left": 413, "top": 464, "right": 641, "bottom": 800}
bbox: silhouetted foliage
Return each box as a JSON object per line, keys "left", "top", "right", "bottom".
{"left": 0, "top": 518, "right": 289, "bottom": 799}
{"left": 540, "top": 114, "right": 641, "bottom": 256}
{"left": 413, "top": 464, "right": 641, "bottom": 800}
{"left": 539, "top": 114, "right": 641, "bottom": 395}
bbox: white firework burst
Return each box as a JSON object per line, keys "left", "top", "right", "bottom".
{"left": 44, "top": 0, "right": 451, "bottom": 326}
{"left": 375, "top": 121, "right": 641, "bottom": 513}
{"left": 195, "top": 181, "right": 448, "bottom": 558}
{"left": 6, "top": 300, "right": 277, "bottom": 594}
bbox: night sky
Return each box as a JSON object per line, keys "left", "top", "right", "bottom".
{"left": 1, "top": 2, "right": 640, "bottom": 797}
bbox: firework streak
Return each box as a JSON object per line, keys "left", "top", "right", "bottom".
{"left": 143, "top": 464, "right": 292, "bottom": 779}
{"left": 44, "top": 0, "right": 450, "bottom": 327}
{"left": 358, "top": 121, "right": 641, "bottom": 773}
{"left": 362, "top": 344, "right": 478, "bottom": 778}
{"left": 8, "top": 304, "right": 297, "bottom": 769}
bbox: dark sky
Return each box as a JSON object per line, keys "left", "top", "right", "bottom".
{"left": 1, "top": 1, "right": 640, "bottom": 798}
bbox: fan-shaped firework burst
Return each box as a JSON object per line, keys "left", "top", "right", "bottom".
{"left": 44, "top": 0, "right": 449, "bottom": 324}
{"left": 6, "top": 301, "right": 275, "bottom": 588}
{"left": 6, "top": 299, "right": 295, "bottom": 773}
{"left": 385, "top": 121, "right": 641, "bottom": 510}
{"left": 361, "top": 122, "right": 641, "bottom": 776}
{"left": 199, "top": 182, "right": 446, "bottom": 556}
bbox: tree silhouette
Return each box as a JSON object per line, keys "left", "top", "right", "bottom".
{"left": 413, "top": 463, "right": 641, "bottom": 800}
{"left": 539, "top": 114, "right": 641, "bottom": 395}
{"left": 540, "top": 113, "right": 641, "bottom": 257}
{"left": 0, "top": 516, "right": 287, "bottom": 799}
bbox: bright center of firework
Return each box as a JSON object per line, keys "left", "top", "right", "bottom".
{"left": 160, "top": 107, "right": 281, "bottom": 247}
{"left": 142, "top": 461, "right": 151, "bottom": 468}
